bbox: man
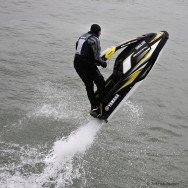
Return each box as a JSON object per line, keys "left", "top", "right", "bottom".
{"left": 74, "top": 24, "right": 107, "bottom": 117}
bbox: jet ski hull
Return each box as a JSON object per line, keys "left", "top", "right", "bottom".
{"left": 93, "top": 31, "right": 169, "bottom": 121}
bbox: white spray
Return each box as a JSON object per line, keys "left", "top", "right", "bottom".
{"left": 39, "top": 118, "right": 103, "bottom": 187}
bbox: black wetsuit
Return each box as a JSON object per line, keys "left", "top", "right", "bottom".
{"left": 74, "top": 31, "right": 106, "bottom": 109}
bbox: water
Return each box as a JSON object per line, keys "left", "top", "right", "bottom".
{"left": 0, "top": 0, "right": 188, "bottom": 187}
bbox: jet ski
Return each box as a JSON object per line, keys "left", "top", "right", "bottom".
{"left": 91, "top": 31, "right": 169, "bottom": 122}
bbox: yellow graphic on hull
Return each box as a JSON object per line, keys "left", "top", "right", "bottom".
{"left": 105, "top": 79, "right": 115, "bottom": 87}
{"left": 117, "top": 70, "right": 141, "bottom": 93}
{"left": 100, "top": 103, "right": 103, "bottom": 116}
{"left": 150, "top": 32, "right": 163, "bottom": 43}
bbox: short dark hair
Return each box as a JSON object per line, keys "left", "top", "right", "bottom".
{"left": 90, "top": 24, "right": 101, "bottom": 35}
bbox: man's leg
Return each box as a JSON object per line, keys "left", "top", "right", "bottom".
{"left": 85, "top": 81, "right": 98, "bottom": 110}
{"left": 74, "top": 63, "right": 98, "bottom": 110}
{"left": 93, "top": 70, "right": 105, "bottom": 100}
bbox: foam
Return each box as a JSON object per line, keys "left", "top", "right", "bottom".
{"left": 0, "top": 119, "right": 103, "bottom": 187}
{"left": 41, "top": 119, "right": 103, "bottom": 187}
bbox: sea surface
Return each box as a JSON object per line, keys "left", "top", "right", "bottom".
{"left": 0, "top": 0, "right": 188, "bottom": 187}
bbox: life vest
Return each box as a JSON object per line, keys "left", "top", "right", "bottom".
{"left": 75, "top": 33, "right": 93, "bottom": 57}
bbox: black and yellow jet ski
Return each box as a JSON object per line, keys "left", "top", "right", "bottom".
{"left": 91, "top": 31, "right": 169, "bottom": 122}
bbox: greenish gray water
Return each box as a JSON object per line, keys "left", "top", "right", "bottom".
{"left": 0, "top": 0, "right": 188, "bottom": 187}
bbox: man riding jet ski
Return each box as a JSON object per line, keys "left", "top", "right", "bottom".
{"left": 74, "top": 28, "right": 169, "bottom": 122}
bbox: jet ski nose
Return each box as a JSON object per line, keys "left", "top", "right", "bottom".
{"left": 161, "top": 31, "right": 169, "bottom": 39}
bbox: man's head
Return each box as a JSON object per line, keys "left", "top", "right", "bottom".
{"left": 90, "top": 24, "right": 101, "bottom": 37}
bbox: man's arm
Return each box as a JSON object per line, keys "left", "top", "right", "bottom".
{"left": 88, "top": 37, "right": 107, "bottom": 68}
